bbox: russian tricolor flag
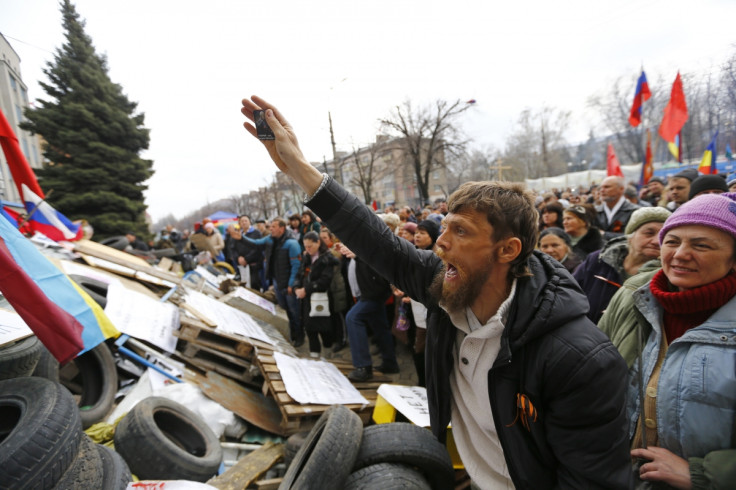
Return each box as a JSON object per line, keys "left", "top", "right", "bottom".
{"left": 629, "top": 70, "right": 651, "bottom": 127}
{"left": 21, "top": 184, "right": 83, "bottom": 241}
{"left": 0, "top": 108, "right": 82, "bottom": 241}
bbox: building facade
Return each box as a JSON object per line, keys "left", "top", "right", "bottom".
{"left": 337, "top": 136, "right": 449, "bottom": 211}
{"left": 0, "top": 33, "right": 44, "bottom": 203}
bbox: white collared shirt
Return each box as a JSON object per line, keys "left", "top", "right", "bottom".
{"left": 603, "top": 196, "right": 626, "bottom": 225}
{"left": 446, "top": 279, "right": 517, "bottom": 489}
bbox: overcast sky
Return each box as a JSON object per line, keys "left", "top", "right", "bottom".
{"left": 2, "top": 0, "right": 735, "bottom": 222}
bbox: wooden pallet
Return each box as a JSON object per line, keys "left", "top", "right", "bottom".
{"left": 254, "top": 352, "right": 385, "bottom": 435}
{"left": 176, "top": 309, "right": 296, "bottom": 359}
{"left": 181, "top": 342, "right": 260, "bottom": 387}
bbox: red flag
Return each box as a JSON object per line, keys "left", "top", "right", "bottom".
{"left": 0, "top": 108, "right": 44, "bottom": 199}
{"left": 658, "top": 73, "right": 689, "bottom": 143}
{"left": 607, "top": 143, "right": 623, "bottom": 177}
{"left": 643, "top": 129, "right": 653, "bottom": 183}
{"left": 372, "top": 200, "right": 378, "bottom": 211}
{"left": 628, "top": 71, "right": 651, "bottom": 127}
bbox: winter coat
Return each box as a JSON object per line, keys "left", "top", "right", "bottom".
{"left": 307, "top": 176, "right": 631, "bottom": 490}
{"left": 599, "top": 269, "right": 736, "bottom": 489}
{"left": 235, "top": 227, "right": 264, "bottom": 266}
{"left": 245, "top": 233, "right": 301, "bottom": 288}
{"left": 571, "top": 226, "right": 603, "bottom": 259}
{"left": 573, "top": 236, "right": 629, "bottom": 323}
{"left": 327, "top": 248, "right": 350, "bottom": 313}
{"left": 293, "top": 250, "right": 337, "bottom": 333}
{"left": 597, "top": 199, "right": 639, "bottom": 241}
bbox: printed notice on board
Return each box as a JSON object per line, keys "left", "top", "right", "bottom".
{"left": 274, "top": 352, "right": 369, "bottom": 405}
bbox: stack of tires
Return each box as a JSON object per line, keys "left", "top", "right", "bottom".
{"left": 281, "top": 406, "right": 454, "bottom": 490}
{"left": 0, "top": 376, "right": 131, "bottom": 489}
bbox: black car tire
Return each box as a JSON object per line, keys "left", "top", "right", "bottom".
{"left": 32, "top": 344, "right": 60, "bottom": 381}
{"left": 279, "top": 404, "right": 363, "bottom": 490}
{"left": 59, "top": 342, "right": 118, "bottom": 429}
{"left": 0, "top": 377, "right": 82, "bottom": 489}
{"left": 114, "top": 396, "right": 223, "bottom": 482}
{"left": 352, "top": 423, "right": 454, "bottom": 490}
{"left": 0, "top": 335, "right": 42, "bottom": 380}
{"left": 96, "top": 444, "right": 132, "bottom": 490}
{"left": 53, "top": 434, "right": 104, "bottom": 489}
{"left": 283, "top": 431, "right": 310, "bottom": 468}
{"left": 67, "top": 274, "right": 109, "bottom": 309}
{"left": 344, "top": 463, "right": 431, "bottom": 490}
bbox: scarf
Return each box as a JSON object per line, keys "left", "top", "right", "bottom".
{"left": 649, "top": 269, "right": 736, "bottom": 342}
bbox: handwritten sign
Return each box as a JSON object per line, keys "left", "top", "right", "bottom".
{"left": 274, "top": 352, "right": 369, "bottom": 405}
{"left": 377, "top": 384, "right": 431, "bottom": 427}
{"left": 104, "top": 283, "right": 179, "bottom": 352}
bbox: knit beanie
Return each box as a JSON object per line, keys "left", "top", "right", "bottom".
{"left": 728, "top": 174, "right": 736, "bottom": 188}
{"left": 659, "top": 192, "right": 736, "bottom": 244}
{"left": 672, "top": 168, "right": 699, "bottom": 182}
{"left": 688, "top": 174, "right": 728, "bottom": 199}
{"left": 624, "top": 207, "right": 672, "bottom": 234}
{"left": 417, "top": 219, "right": 440, "bottom": 243}
{"left": 402, "top": 222, "right": 417, "bottom": 234}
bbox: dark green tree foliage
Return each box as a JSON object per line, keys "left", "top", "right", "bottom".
{"left": 21, "top": 0, "right": 153, "bottom": 239}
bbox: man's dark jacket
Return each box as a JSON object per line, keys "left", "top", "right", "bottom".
{"left": 230, "top": 227, "right": 263, "bottom": 266}
{"left": 308, "top": 177, "right": 631, "bottom": 489}
{"left": 596, "top": 199, "right": 639, "bottom": 241}
{"left": 353, "top": 257, "right": 391, "bottom": 302}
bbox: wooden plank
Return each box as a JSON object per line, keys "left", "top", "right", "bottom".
{"left": 207, "top": 441, "right": 283, "bottom": 490}
{"left": 197, "top": 372, "right": 286, "bottom": 436}
{"left": 157, "top": 257, "right": 174, "bottom": 272}
{"left": 253, "top": 478, "right": 282, "bottom": 490}
{"left": 73, "top": 239, "right": 181, "bottom": 285}
{"left": 181, "top": 343, "right": 258, "bottom": 385}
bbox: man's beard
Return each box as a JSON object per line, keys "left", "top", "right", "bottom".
{"left": 429, "top": 261, "right": 492, "bottom": 312}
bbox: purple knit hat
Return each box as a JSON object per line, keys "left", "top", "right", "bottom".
{"left": 659, "top": 192, "right": 736, "bottom": 244}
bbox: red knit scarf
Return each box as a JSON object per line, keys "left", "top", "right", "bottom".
{"left": 649, "top": 269, "right": 736, "bottom": 342}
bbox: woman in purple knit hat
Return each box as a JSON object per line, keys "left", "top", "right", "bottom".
{"left": 599, "top": 193, "right": 736, "bottom": 488}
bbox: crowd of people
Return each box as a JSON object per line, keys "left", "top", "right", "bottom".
{"left": 230, "top": 96, "right": 735, "bottom": 489}
{"left": 141, "top": 101, "right": 736, "bottom": 489}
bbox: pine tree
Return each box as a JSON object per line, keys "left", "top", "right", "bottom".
{"left": 21, "top": 0, "right": 153, "bottom": 239}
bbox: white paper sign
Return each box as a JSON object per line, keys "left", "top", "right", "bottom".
{"left": 184, "top": 290, "right": 274, "bottom": 345}
{"left": 232, "top": 287, "right": 276, "bottom": 315}
{"left": 377, "top": 384, "right": 431, "bottom": 427}
{"left": 274, "top": 352, "right": 369, "bottom": 405}
{"left": 104, "top": 282, "right": 180, "bottom": 352}
{"left": 0, "top": 309, "right": 34, "bottom": 345}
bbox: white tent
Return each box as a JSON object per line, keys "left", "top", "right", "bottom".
{"left": 525, "top": 164, "right": 643, "bottom": 191}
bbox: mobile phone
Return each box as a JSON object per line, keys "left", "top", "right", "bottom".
{"left": 253, "top": 110, "right": 275, "bottom": 140}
